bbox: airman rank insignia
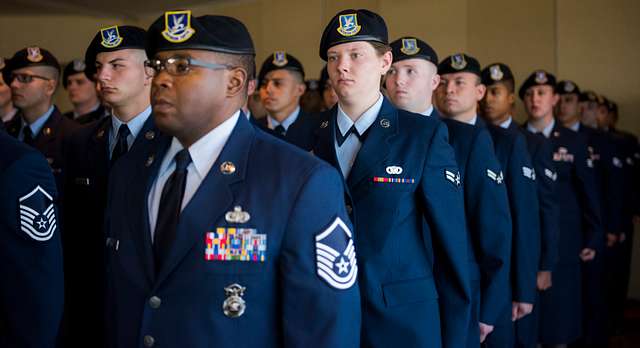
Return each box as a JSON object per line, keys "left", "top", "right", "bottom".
{"left": 18, "top": 185, "right": 57, "bottom": 241}
{"left": 445, "top": 169, "right": 461, "bottom": 186}
{"left": 522, "top": 166, "right": 536, "bottom": 180}
{"left": 0, "top": 57, "right": 5, "bottom": 70}
{"left": 490, "top": 64, "right": 504, "bottom": 81}
{"left": 337, "top": 13, "right": 361, "bottom": 37}
{"left": 205, "top": 228, "right": 267, "bottom": 262}
{"left": 535, "top": 70, "right": 548, "bottom": 84}
{"left": 451, "top": 53, "right": 467, "bottom": 70}
{"left": 626, "top": 157, "right": 634, "bottom": 166}
{"left": 100, "top": 26, "right": 123, "bottom": 48}
{"left": 400, "top": 38, "right": 420, "bottom": 55}
{"left": 553, "top": 147, "right": 574, "bottom": 162}
{"left": 27, "top": 47, "right": 43, "bottom": 63}
{"left": 272, "top": 51, "right": 288, "bottom": 67}
{"left": 315, "top": 217, "right": 357, "bottom": 290}
{"left": 487, "top": 169, "right": 504, "bottom": 184}
{"left": 544, "top": 168, "right": 557, "bottom": 181}
{"left": 162, "top": 10, "right": 196, "bottom": 43}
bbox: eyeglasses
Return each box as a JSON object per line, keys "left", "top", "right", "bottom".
{"left": 144, "top": 56, "right": 232, "bottom": 77}
{"left": 10, "top": 73, "right": 51, "bottom": 84}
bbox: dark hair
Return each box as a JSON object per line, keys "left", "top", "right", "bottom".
{"left": 369, "top": 41, "right": 391, "bottom": 56}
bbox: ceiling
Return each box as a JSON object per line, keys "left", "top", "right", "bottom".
{"left": 0, "top": 0, "right": 225, "bottom": 19}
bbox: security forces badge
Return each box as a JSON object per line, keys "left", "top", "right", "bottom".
{"left": 337, "top": 13, "right": 361, "bottom": 37}
{"left": 490, "top": 64, "right": 504, "bottom": 81}
{"left": 535, "top": 70, "right": 548, "bottom": 84}
{"left": 100, "top": 26, "right": 123, "bottom": 48}
{"left": 27, "top": 47, "right": 43, "bottom": 63}
{"left": 400, "top": 38, "right": 420, "bottom": 55}
{"left": 315, "top": 217, "right": 358, "bottom": 290}
{"left": 18, "top": 185, "right": 57, "bottom": 241}
{"left": 162, "top": 10, "right": 196, "bottom": 43}
{"left": 272, "top": 51, "right": 288, "bottom": 67}
{"left": 451, "top": 53, "right": 467, "bottom": 70}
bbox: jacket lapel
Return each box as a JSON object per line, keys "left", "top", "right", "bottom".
{"left": 346, "top": 98, "right": 398, "bottom": 191}
{"left": 153, "top": 115, "right": 251, "bottom": 287}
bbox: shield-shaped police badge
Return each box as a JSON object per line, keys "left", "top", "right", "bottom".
{"left": 451, "top": 53, "right": 467, "bottom": 70}
{"left": 490, "top": 64, "right": 504, "bottom": 81}
{"left": 400, "top": 38, "right": 420, "bottom": 55}
{"left": 18, "top": 185, "right": 57, "bottom": 241}
{"left": 315, "top": 217, "right": 358, "bottom": 290}
{"left": 272, "top": 51, "right": 288, "bottom": 67}
{"left": 162, "top": 10, "right": 196, "bottom": 43}
{"left": 337, "top": 13, "right": 361, "bottom": 37}
{"left": 100, "top": 26, "right": 123, "bottom": 48}
{"left": 535, "top": 70, "right": 548, "bottom": 84}
{"left": 27, "top": 47, "right": 43, "bottom": 63}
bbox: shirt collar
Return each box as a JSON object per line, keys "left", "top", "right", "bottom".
{"left": 527, "top": 117, "right": 555, "bottom": 138}
{"left": 337, "top": 93, "right": 383, "bottom": 136}
{"left": 267, "top": 106, "right": 300, "bottom": 130}
{"left": 111, "top": 106, "right": 152, "bottom": 138}
{"left": 158, "top": 110, "right": 240, "bottom": 180}
{"left": 499, "top": 116, "right": 513, "bottom": 129}
{"left": 420, "top": 105, "right": 434, "bottom": 117}
{"left": 23, "top": 105, "right": 55, "bottom": 136}
{"left": 567, "top": 121, "right": 580, "bottom": 132}
{"left": 465, "top": 114, "right": 478, "bottom": 126}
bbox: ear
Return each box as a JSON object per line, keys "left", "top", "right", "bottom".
{"left": 551, "top": 93, "right": 560, "bottom": 106}
{"left": 227, "top": 67, "right": 247, "bottom": 98}
{"left": 294, "top": 81, "right": 306, "bottom": 98}
{"left": 507, "top": 92, "right": 515, "bottom": 105}
{"left": 476, "top": 83, "right": 487, "bottom": 101}
{"left": 44, "top": 79, "right": 57, "bottom": 97}
{"left": 430, "top": 73, "right": 441, "bottom": 91}
{"left": 380, "top": 50, "right": 393, "bottom": 75}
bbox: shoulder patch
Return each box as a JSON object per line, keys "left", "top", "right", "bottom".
{"left": 315, "top": 217, "right": 358, "bottom": 290}
{"left": 18, "top": 185, "right": 57, "bottom": 241}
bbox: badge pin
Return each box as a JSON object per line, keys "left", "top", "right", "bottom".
{"left": 385, "top": 165, "right": 403, "bottom": 175}
{"left": 337, "top": 13, "right": 361, "bottom": 37}
{"left": 320, "top": 120, "right": 329, "bottom": 129}
{"left": 145, "top": 155, "right": 155, "bottom": 167}
{"left": 27, "top": 47, "right": 43, "bottom": 63}
{"left": 272, "top": 51, "right": 288, "bottom": 67}
{"left": 553, "top": 131, "right": 560, "bottom": 138}
{"left": 220, "top": 161, "right": 236, "bottom": 175}
{"left": 162, "top": 10, "right": 196, "bottom": 43}
{"left": 490, "top": 64, "right": 503, "bottom": 81}
{"left": 380, "top": 118, "right": 390, "bottom": 128}
{"left": 96, "top": 129, "right": 105, "bottom": 139}
{"left": 612, "top": 157, "right": 623, "bottom": 168}
{"left": 223, "top": 284, "right": 246, "bottom": 318}
{"left": 100, "top": 26, "right": 123, "bottom": 48}
{"left": 225, "top": 206, "right": 250, "bottom": 224}
{"left": 535, "top": 70, "right": 548, "bottom": 84}
{"left": 145, "top": 130, "right": 155, "bottom": 140}
{"left": 43, "top": 127, "right": 52, "bottom": 136}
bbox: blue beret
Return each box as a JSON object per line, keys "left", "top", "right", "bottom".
{"left": 319, "top": 9, "right": 388, "bottom": 61}
{"left": 438, "top": 53, "right": 481, "bottom": 76}
{"left": 258, "top": 52, "right": 305, "bottom": 85}
{"left": 518, "top": 70, "right": 556, "bottom": 99}
{"left": 390, "top": 37, "right": 438, "bottom": 65}
{"left": 84, "top": 25, "right": 147, "bottom": 80}
{"left": 481, "top": 62, "right": 514, "bottom": 86}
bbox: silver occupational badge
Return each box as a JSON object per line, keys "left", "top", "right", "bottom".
{"left": 145, "top": 130, "right": 155, "bottom": 140}
{"left": 225, "top": 206, "right": 250, "bottom": 224}
{"left": 223, "top": 283, "right": 246, "bottom": 318}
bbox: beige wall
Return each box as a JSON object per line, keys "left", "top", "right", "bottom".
{"left": 2, "top": 0, "right": 639, "bottom": 295}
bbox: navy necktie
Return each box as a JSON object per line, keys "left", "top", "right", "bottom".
{"left": 153, "top": 149, "right": 192, "bottom": 272}
{"left": 23, "top": 126, "right": 34, "bottom": 145}
{"left": 110, "top": 124, "right": 131, "bottom": 165}
{"left": 336, "top": 125, "right": 362, "bottom": 146}
{"left": 274, "top": 125, "right": 286, "bottom": 137}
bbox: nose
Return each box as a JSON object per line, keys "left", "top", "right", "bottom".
{"left": 445, "top": 80, "right": 455, "bottom": 95}
{"left": 152, "top": 69, "right": 172, "bottom": 90}
{"left": 336, "top": 56, "right": 349, "bottom": 74}
{"left": 96, "top": 66, "right": 111, "bottom": 83}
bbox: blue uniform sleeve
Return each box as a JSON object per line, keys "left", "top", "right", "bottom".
{"left": 506, "top": 133, "right": 540, "bottom": 303}
{"left": 466, "top": 128, "right": 512, "bottom": 325}
{"left": 0, "top": 151, "right": 64, "bottom": 347}
{"left": 419, "top": 122, "right": 471, "bottom": 348}
{"left": 573, "top": 137, "right": 604, "bottom": 252}
{"left": 533, "top": 137, "right": 559, "bottom": 271}
{"left": 280, "top": 163, "right": 361, "bottom": 347}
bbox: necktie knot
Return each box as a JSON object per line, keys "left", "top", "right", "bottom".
{"left": 274, "top": 124, "right": 286, "bottom": 137}
{"left": 117, "top": 124, "right": 131, "bottom": 139}
{"left": 336, "top": 125, "right": 361, "bottom": 146}
{"left": 174, "top": 148, "right": 192, "bottom": 172}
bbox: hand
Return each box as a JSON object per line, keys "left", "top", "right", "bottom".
{"left": 580, "top": 248, "right": 596, "bottom": 261}
{"left": 511, "top": 302, "right": 534, "bottom": 321}
{"left": 537, "top": 271, "right": 552, "bottom": 291}
{"left": 479, "top": 322, "right": 494, "bottom": 343}
{"left": 606, "top": 233, "right": 618, "bottom": 247}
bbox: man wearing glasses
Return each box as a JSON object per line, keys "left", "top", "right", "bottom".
{"left": 103, "top": 11, "right": 360, "bottom": 347}
{"left": 60, "top": 25, "right": 158, "bottom": 347}
{"left": 3, "top": 46, "right": 78, "bottom": 190}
